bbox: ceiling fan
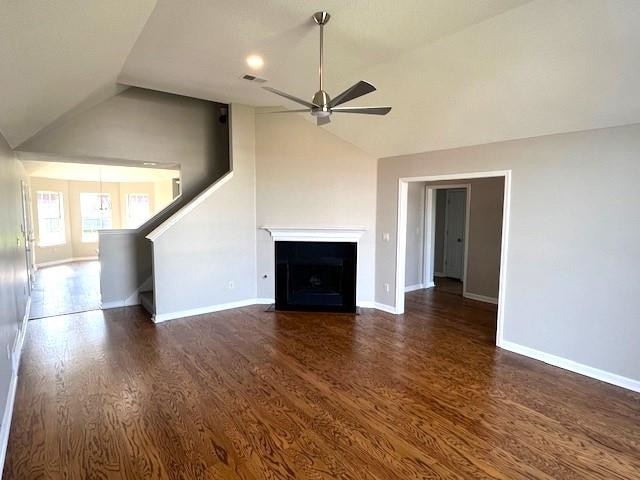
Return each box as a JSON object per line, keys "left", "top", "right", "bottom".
{"left": 263, "top": 11, "right": 391, "bottom": 126}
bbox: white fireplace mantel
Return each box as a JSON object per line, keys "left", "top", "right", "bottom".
{"left": 261, "top": 226, "right": 366, "bottom": 242}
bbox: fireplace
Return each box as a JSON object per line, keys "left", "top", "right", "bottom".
{"left": 275, "top": 241, "right": 357, "bottom": 313}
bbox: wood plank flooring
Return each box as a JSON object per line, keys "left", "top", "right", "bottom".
{"left": 29, "top": 260, "right": 101, "bottom": 319}
{"left": 5, "top": 288, "right": 640, "bottom": 479}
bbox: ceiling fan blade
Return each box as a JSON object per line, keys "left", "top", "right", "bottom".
{"left": 329, "top": 81, "right": 376, "bottom": 108}
{"left": 262, "top": 86, "right": 318, "bottom": 109}
{"left": 331, "top": 106, "right": 392, "bottom": 115}
{"left": 266, "top": 109, "right": 311, "bottom": 114}
{"left": 317, "top": 116, "right": 331, "bottom": 126}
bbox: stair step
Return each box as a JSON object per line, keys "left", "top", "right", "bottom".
{"left": 139, "top": 290, "right": 154, "bottom": 314}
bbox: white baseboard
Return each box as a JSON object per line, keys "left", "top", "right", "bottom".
{"left": 254, "top": 298, "right": 275, "bottom": 305}
{"left": 11, "top": 296, "right": 31, "bottom": 373}
{"left": 1, "top": 295, "right": 31, "bottom": 471}
{"left": 424, "top": 281, "right": 435, "bottom": 289}
{"left": 373, "top": 303, "right": 398, "bottom": 314}
{"left": 153, "top": 298, "right": 270, "bottom": 323}
{"left": 36, "top": 256, "right": 98, "bottom": 268}
{"left": 0, "top": 370, "right": 18, "bottom": 472}
{"left": 151, "top": 297, "right": 401, "bottom": 322}
{"left": 500, "top": 339, "right": 640, "bottom": 393}
{"left": 463, "top": 292, "right": 498, "bottom": 304}
{"left": 434, "top": 272, "right": 446, "bottom": 278}
{"left": 404, "top": 283, "right": 424, "bottom": 292}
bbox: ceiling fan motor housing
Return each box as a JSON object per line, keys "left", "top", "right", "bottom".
{"left": 312, "top": 90, "right": 331, "bottom": 117}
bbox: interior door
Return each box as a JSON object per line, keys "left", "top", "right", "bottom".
{"left": 444, "top": 189, "right": 466, "bottom": 280}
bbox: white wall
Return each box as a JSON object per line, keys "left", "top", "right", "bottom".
{"left": 378, "top": 123, "right": 640, "bottom": 382}
{"left": 254, "top": 110, "right": 378, "bottom": 304}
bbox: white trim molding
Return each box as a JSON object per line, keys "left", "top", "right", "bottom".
{"left": 151, "top": 298, "right": 396, "bottom": 323}
{"left": 422, "top": 183, "right": 471, "bottom": 289}
{"left": 147, "top": 171, "right": 234, "bottom": 241}
{"left": 261, "top": 226, "right": 366, "bottom": 243}
{"left": 35, "top": 256, "right": 98, "bottom": 268}
{"left": 463, "top": 292, "right": 498, "bottom": 304}
{"left": 153, "top": 298, "right": 273, "bottom": 323}
{"left": 500, "top": 340, "right": 640, "bottom": 393}
{"left": 373, "top": 303, "right": 398, "bottom": 314}
{"left": 1, "top": 295, "right": 31, "bottom": 471}
{"left": 405, "top": 283, "right": 425, "bottom": 293}
{"left": 394, "top": 170, "right": 512, "bottom": 357}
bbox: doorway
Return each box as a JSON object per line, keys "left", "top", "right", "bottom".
{"left": 23, "top": 159, "right": 180, "bottom": 319}
{"left": 19, "top": 180, "right": 35, "bottom": 292}
{"left": 442, "top": 189, "right": 467, "bottom": 281}
{"left": 396, "top": 171, "right": 511, "bottom": 346}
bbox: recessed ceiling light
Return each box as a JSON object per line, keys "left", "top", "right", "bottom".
{"left": 246, "top": 54, "right": 264, "bottom": 70}
{"left": 143, "top": 162, "right": 157, "bottom": 166}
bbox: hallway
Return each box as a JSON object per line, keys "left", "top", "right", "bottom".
{"left": 29, "top": 260, "right": 101, "bottom": 319}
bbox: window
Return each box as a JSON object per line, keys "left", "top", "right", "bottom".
{"left": 36, "top": 191, "right": 65, "bottom": 246}
{"left": 126, "top": 193, "right": 150, "bottom": 228}
{"left": 80, "top": 193, "right": 112, "bottom": 242}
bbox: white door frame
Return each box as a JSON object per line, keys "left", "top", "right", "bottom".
{"left": 396, "top": 170, "right": 511, "bottom": 347}
{"left": 421, "top": 184, "right": 470, "bottom": 289}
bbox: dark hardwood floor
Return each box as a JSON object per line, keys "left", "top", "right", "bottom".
{"left": 433, "top": 276, "right": 463, "bottom": 296}
{"left": 5, "top": 289, "right": 640, "bottom": 479}
{"left": 29, "top": 260, "right": 101, "bottom": 319}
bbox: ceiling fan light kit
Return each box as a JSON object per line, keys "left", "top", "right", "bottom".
{"left": 263, "top": 11, "right": 392, "bottom": 126}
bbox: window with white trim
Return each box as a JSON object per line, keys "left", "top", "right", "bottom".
{"left": 80, "top": 193, "right": 112, "bottom": 242}
{"left": 36, "top": 191, "right": 65, "bottom": 246}
{"left": 126, "top": 193, "right": 150, "bottom": 228}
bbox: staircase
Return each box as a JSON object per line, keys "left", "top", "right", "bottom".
{"left": 139, "top": 290, "right": 154, "bottom": 315}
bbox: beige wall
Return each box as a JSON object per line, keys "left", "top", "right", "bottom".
{"left": 153, "top": 179, "right": 174, "bottom": 213}
{"left": 466, "top": 177, "right": 504, "bottom": 298}
{"left": 405, "top": 178, "right": 504, "bottom": 299}
{"left": 151, "top": 104, "right": 257, "bottom": 316}
{"left": 378, "top": 123, "right": 640, "bottom": 382}
{"left": 30, "top": 177, "right": 161, "bottom": 264}
{"left": 255, "top": 110, "right": 378, "bottom": 303}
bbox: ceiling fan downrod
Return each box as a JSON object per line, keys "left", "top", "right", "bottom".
{"left": 312, "top": 11, "right": 331, "bottom": 115}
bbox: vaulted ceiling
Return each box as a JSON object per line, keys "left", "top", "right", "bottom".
{"left": 2, "top": 0, "right": 640, "bottom": 158}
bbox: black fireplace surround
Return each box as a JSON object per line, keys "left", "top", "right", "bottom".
{"left": 275, "top": 241, "right": 357, "bottom": 313}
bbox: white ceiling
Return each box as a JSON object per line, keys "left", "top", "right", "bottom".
{"left": 0, "top": 0, "right": 156, "bottom": 148}
{"left": 22, "top": 160, "right": 178, "bottom": 183}
{"left": 2, "top": 0, "right": 640, "bottom": 158}
{"left": 119, "top": 0, "right": 531, "bottom": 105}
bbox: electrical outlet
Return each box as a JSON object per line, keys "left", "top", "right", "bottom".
{"left": 383, "top": 232, "right": 390, "bottom": 242}
{"left": 384, "top": 283, "right": 390, "bottom": 292}
{"left": 228, "top": 281, "right": 234, "bottom": 289}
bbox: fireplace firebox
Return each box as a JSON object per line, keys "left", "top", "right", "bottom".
{"left": 275, "top": 241, "right": 357, "bottom": 313}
